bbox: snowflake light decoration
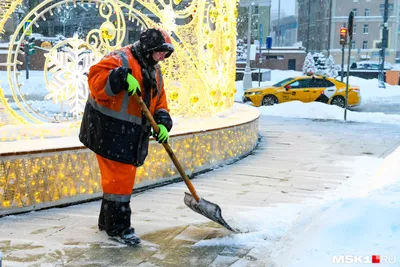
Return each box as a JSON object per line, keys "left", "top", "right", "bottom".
{"left": 0, "top": 0, "right": 238, "bottom": 123}
{"left": 159, "top": 4, "right": 177, "bottom": 33}
{"left": 44, "top": 36, "right": 102, "bottom": 119}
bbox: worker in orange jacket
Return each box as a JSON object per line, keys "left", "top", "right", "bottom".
{"left": 79, "top": 28, "right": 174, "bottom": 246}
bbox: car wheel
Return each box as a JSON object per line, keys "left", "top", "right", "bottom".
{"left": 330, "top": 96, "right": 345, "bottom": 108}
{"left": 262, "top": 95, "right": 278, "bottom": 106}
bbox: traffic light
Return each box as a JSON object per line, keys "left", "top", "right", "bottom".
{"left": 339, "top": 27, "right": 347, "bottom": 45}
{"left": 27, "top": 37, "right": 35, "bottom": 55}
{"left": 19, "top": 42, "right": 25, "bottom": 54}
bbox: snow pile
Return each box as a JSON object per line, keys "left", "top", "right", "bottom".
{"left": 258, "top": 101, "right": 400, "bottom": 125}
{"left": 194, "top": 145, "right": 400, "bottom": 267}
{"left": 269, "top": 146, "right": 400, "bottom": 266}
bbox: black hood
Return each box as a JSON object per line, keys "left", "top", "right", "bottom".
{"left": 139, "top": 28, "right": 174, "bottom": 59}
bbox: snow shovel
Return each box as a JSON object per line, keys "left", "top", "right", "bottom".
{"left": 133, "top": 94, "right": 236, "bottom": 232}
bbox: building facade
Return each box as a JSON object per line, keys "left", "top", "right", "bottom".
{"left": 238, "top": 0, "right": 272, "bottom": 44}
{"left": 271, "top": 15, "right": 298, "bottom": 47}
{"left": 330, "top": 0, "right": 398, "bottom": 64}
{"left": 297, "top": 0, "right": 399, "bottom": 64}
{"left": 296, "top": 0, "right": 332, "bottom": 53}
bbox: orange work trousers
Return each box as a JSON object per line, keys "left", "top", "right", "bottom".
{"left": 96, "top": 154, "right": 137, "bottom": 195}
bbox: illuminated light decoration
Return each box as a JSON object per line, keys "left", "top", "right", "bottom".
{"left": 169, "top": 91, "right": 179, "bottom": 101}
{"left": 159, "top": 3, "right": 177, "bottom": 33}
{"left": 0, "top": 0, "right": 238, "bottom": 128}
{"left": 189, "top": 94, "right": 199, "bottom": 104}
{"left": 0, "top": 0, "right": 22, "bottom": 35}
{"left": 0, "top": 0, "right": 256, "bottom": 215}
{"left": 0, "top": 0, "right": 24, "bottom": 126}
{"left": 0, "top": 112, "right": 259, "bottom": 215}
{"left": 0, "top": 88, "right": 25, "bottom": 126}
{"left": 100, "top": 21, "right": 116, "bottom": 41}
{"left": 44, "top": 35, "right": 103, "bottom": 120}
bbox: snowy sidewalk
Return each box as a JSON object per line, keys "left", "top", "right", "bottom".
{"left": 0, "top": 116, "right": 399, "bottom": 267}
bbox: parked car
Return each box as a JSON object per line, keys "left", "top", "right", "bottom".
{"left": 351, "top": 61, "right": 393, "bottom": 70}
{"left": 243, "top": 75, "right": 361, "bottom": 108}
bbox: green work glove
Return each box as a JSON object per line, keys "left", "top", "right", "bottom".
{"left": 154, "top": 124, "right": 169, "bottom": 143}
{"left": 126, "top": 73, "right": 141, "bottom": 96}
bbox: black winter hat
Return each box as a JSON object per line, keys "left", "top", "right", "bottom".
{"left": 139, "top": 28, "right": 174, "bottom": 58}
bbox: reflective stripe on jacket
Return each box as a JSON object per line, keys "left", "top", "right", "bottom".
{"left": 79, "top": 45, "right": 169, "bottom": 166}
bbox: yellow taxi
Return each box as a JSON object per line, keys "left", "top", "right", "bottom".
{"left": 243, "top": 75, "right": 361, "bottom": 108}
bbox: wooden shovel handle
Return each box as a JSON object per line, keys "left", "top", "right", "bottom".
{"left": 132, "top": 94, "right": 200, "bottom": 202}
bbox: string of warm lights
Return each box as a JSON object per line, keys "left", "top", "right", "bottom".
{"left": 0, "top": 0, "right": 260, "bottom": 214}
{"left": 0, "top": 120, "right": 259, "bottom": 212}
{"left": 0, "top": 86, "right": 26, "bottom": 127}
{"left": 0, "top": 0, "right": 22, "bottom": 34}
{"left": 0, "top": 0, "right": 238, "bottom": 129}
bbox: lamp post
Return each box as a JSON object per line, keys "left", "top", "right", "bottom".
{"left": 306, "top": 0, "right": 311, "bottom": 53}
{"left": 243, "top": 3, "right": 253, "bottom": 90}
{"left": 277, "top": 0, "right": 280, "bottom": 46}
{"left": 379, "top": 0, "right": 389, "bottom": 88}
{"left": 344, "top": 12, "right": 354, "bottom": 121}
{"left": 327, "top": 0, "right": 333, "bottom": 56}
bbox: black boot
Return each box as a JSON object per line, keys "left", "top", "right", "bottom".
{"left": 98, "top": 198, "right": 105, "bottom": 231}
{"left": 110, "top": 227, "right": 141, "bottom": 246}
{"left": 103, "top": 199, "right": 141, "bottom": 246}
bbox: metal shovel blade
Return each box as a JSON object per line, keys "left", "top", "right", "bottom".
{"left": 184, "top": 192, "right": 237, "bottom": 232}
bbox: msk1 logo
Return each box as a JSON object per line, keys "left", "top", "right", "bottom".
{"left": 332, "top": 255, "right": 396, "bottom": 264}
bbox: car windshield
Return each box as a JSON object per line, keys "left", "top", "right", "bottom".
{"left": 273, "top": 77, "right": 294, "bottom": 87}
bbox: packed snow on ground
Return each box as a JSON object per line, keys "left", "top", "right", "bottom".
{"left": 195, "top": 142, "right": 400, "bottom": 267}
{"left": 258, "top": 101, "right": 400, "bottom": 125}
{"left": 194, "top": 71, "right": 400, "bottom": 266}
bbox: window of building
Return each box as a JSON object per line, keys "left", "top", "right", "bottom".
{"left": 364, "top": 8, "right": 370, "bottom": 16}
{"left": 352, "top": 41, "right": 356, "bottom": 49}
{"left": 266, "top": 55, "right": 283, "bottom": 60}
{"left": 363, "top": 41, "right": 368, "bottom": 49}
{"left": 352, "top": 8, "right": 357, "bottom": 16}
{"left": 363, "top": 24, "right": 369, "bottom": 34}
{"left": 254, "top": 5, "right": 259, "bottom": 14}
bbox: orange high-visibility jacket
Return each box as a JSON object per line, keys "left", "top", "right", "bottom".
{"left": 79, "top": 45, "right": 172, "bottom": 166}
{"left": 89, "top": 45, "right": 169, "bottom": 117}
